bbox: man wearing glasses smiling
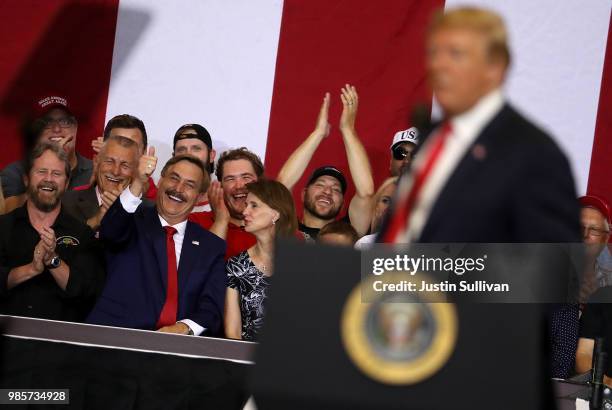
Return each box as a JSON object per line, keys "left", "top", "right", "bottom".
{"left": 389, "top": 126, "right": 419, "bottom": 177}
{"left": 578, "top": 195, "right": 611, "bottom": 288}
{"left": 0, "top": 95, "right": 93, "bottom": 213}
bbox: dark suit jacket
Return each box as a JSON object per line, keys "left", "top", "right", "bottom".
{"left": 385, "top": 104, "right": 581, "bottom": 243}
{"left": 62, "top": 185, "right": 154, "bottom": 226}
{"left": 86, "top": 200, "right": 227, "bottom": 334}
{"left": 62, "top": 185, "right": 99, "bottom": 224}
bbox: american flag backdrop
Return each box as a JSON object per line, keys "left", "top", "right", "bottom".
{"left": 0, "top": 0, "right": 610, "bottom": 215}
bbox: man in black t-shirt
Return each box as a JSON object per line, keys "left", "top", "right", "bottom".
{"left": 277, "top": 85, "right": 374, "bottom": 238}
{"left": 0, "top": 142, "right": 104, "bottom": 322}
{"left": 297, "top": 166, "right": 347, "bottom": 239}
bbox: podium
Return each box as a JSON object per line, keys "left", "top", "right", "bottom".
{"left": 252, "top": 242, "right": 557, "bottom": 409}
{"left": 0, "top": 315, "right": 254, "bottom": 410}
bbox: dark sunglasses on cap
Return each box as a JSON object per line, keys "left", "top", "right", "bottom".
{"left": 392, "top": 146, "right": 414, "bottom": 161}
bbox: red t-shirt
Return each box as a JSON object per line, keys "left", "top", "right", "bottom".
{"left": 144, "top": 177, "right": 157, "bottom": 200}
{"left": 189, "top": 211, "right": 256, "bottom": 260}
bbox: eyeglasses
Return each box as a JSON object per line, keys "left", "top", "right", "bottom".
{"left": 581, "top": 225, "right": 610, "bottom": 237}
{"left": 42, "top": 117, "right": 76, "bottom": 129}
{"left": 392, "top": 147, "right": 414, "bottom": 161}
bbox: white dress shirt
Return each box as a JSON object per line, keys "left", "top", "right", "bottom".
{"left": 119, "top": 188, "right": 204, "bottom": 336}
{"left": 95, "top": 185, "right": 103, "bottom": 206}
{"left": 397, "top": 88, "right": 505, "bottom": 243}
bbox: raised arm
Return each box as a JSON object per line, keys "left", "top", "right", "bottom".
{"left": 277, "top": 93, "right": 331, "bottom": 190}
{"left": 339, "top": 85, "right": 374, "bottom": 236}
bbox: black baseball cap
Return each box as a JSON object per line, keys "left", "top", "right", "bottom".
{"left": 306, "top": 166, "right": 347, "bottom": 194}
{"left": 173, "top": 124, "right": 213, "bottom": 150}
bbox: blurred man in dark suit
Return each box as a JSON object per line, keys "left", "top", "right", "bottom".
{"left": 381, "top": 7, "right": 580, "bottom": 244}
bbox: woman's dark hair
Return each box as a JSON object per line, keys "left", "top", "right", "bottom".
{"left": 246, "top": 178, "right": 298, "bottom": 237}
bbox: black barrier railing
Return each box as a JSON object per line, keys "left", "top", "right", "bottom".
{"left": 0, "top": 315, "right": 256, "bottom": 364}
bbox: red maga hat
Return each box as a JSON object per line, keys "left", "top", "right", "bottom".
{"left": 579, "top": 195, "right": 611, "bottom": 224}
{"left": 32, "top": 94, "right": 73, "bottom": 118}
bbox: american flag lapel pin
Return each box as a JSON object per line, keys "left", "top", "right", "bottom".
{"left": 472, "top": 144, "right": 487, "bottom": 160}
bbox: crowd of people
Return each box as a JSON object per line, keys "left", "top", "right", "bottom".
{"left": 0, "top": 6, "right": 611, "bottom": 384}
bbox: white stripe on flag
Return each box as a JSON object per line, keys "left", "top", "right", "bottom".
{"left": 444, "top": 0, "right": 611, "bottom": 194}
{"left": 105, "top": 0, "right": 284, "bottom": 177}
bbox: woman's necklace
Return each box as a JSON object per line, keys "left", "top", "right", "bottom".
{"left": 251, "top": 248, "right": 271, "bottom": 274}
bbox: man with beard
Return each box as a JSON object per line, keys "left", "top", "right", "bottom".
{"left": 576, "top": 196, "right": 612, "bottom": 383}
{"left": 277, "top": 85, "right": 374, "bottom": 238}
{"left": 1, "top": 95, "right": 93, "bottom": 213}
{"left": 87, "top": 152, "right": 226, "bottom": 335}
{"left": 299, "top": 166, "right": 348, "bottom": 239}
{"left": 63, "top": 135, "right": 141, "bottom": 231}
{"left": 548, "top": 196, "right": 611, "bottom": 378}
{"left": 189, "top": 147, "right": 261, "bottom": 259}
{"left": 0, "top": 142, "right": 104, "bottom": 322}
{"left": 172, "top": 123, "right": 216, "bottom": 212}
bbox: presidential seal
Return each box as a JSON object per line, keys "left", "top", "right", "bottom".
{"left": 341, "top": 272, "right": 458, "bottom": 385}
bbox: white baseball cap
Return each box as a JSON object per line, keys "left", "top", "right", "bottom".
{"left": 390, "top": 126, "right": 419, "bottom": 150}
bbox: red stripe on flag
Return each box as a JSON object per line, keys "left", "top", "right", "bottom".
{"left": 0, "top": 0, "right": 119, "bottom": 169}
{"left": 587, "top": 14, "right": 612, "bottom": 205}
{"left": 265, "top": 0, "right": 444, "bottom": 217}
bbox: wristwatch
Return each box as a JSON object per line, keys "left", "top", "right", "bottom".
{"left": 46, "top": 256, "right": 61, "bottom": 269}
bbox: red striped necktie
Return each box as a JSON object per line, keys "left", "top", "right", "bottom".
{"left": 381, "top": 121, "right": 453, "bottom": 243}
{"left": 156, "top": 225, "right": 178, "bottom": 328}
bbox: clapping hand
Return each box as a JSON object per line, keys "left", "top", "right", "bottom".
{"left": 32, "top": 240, "right": 48, "bottom": 274}
{"left": 208, "top": 181, "right": 230, "bottom": 223}
{"left": 339, "top": 84, "right": 358, "bottom": 132}
{"left": 314, "top": 92, "right": 331, "bottom": 138}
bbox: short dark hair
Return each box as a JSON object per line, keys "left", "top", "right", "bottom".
{"left": 246, "top": 178, "right": 298, "bottom": 238}
{"left": 318, "top": 221, "right": 358, "bottom": 244}
{"left": 215, "top": 147, "right": 264, "bottom": 181}
{"left": 102, "top": 134, "right": 139, "bottom": 151}
{"left": 103, "top": 114, "right": 148, "bottom": 152}
{"left": 160, "top": 155, "right": 210, "bottom": 193}
{"left": 25, "top": 142, "right": 72, "bottom": 181}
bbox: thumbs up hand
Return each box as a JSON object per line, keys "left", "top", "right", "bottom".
{"left": 129, "top": 146, "right": 157, "bottom": 198}
{"left": 138, "top": 146, "right": 158, "bottom": 182}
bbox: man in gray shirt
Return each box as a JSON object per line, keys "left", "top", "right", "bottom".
{"left": 1, "top": 95, "right": 93, "bottom": 212}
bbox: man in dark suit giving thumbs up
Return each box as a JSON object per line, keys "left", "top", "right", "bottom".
{"left": 87, "top": 146, "right": 226, "bottom": 335}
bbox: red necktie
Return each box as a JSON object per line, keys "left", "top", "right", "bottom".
{"left": 156, "top": 226, "right": 178, "bottom": 328}
{"left": 381, "top": 122, "right": 453, "bottom": 243}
